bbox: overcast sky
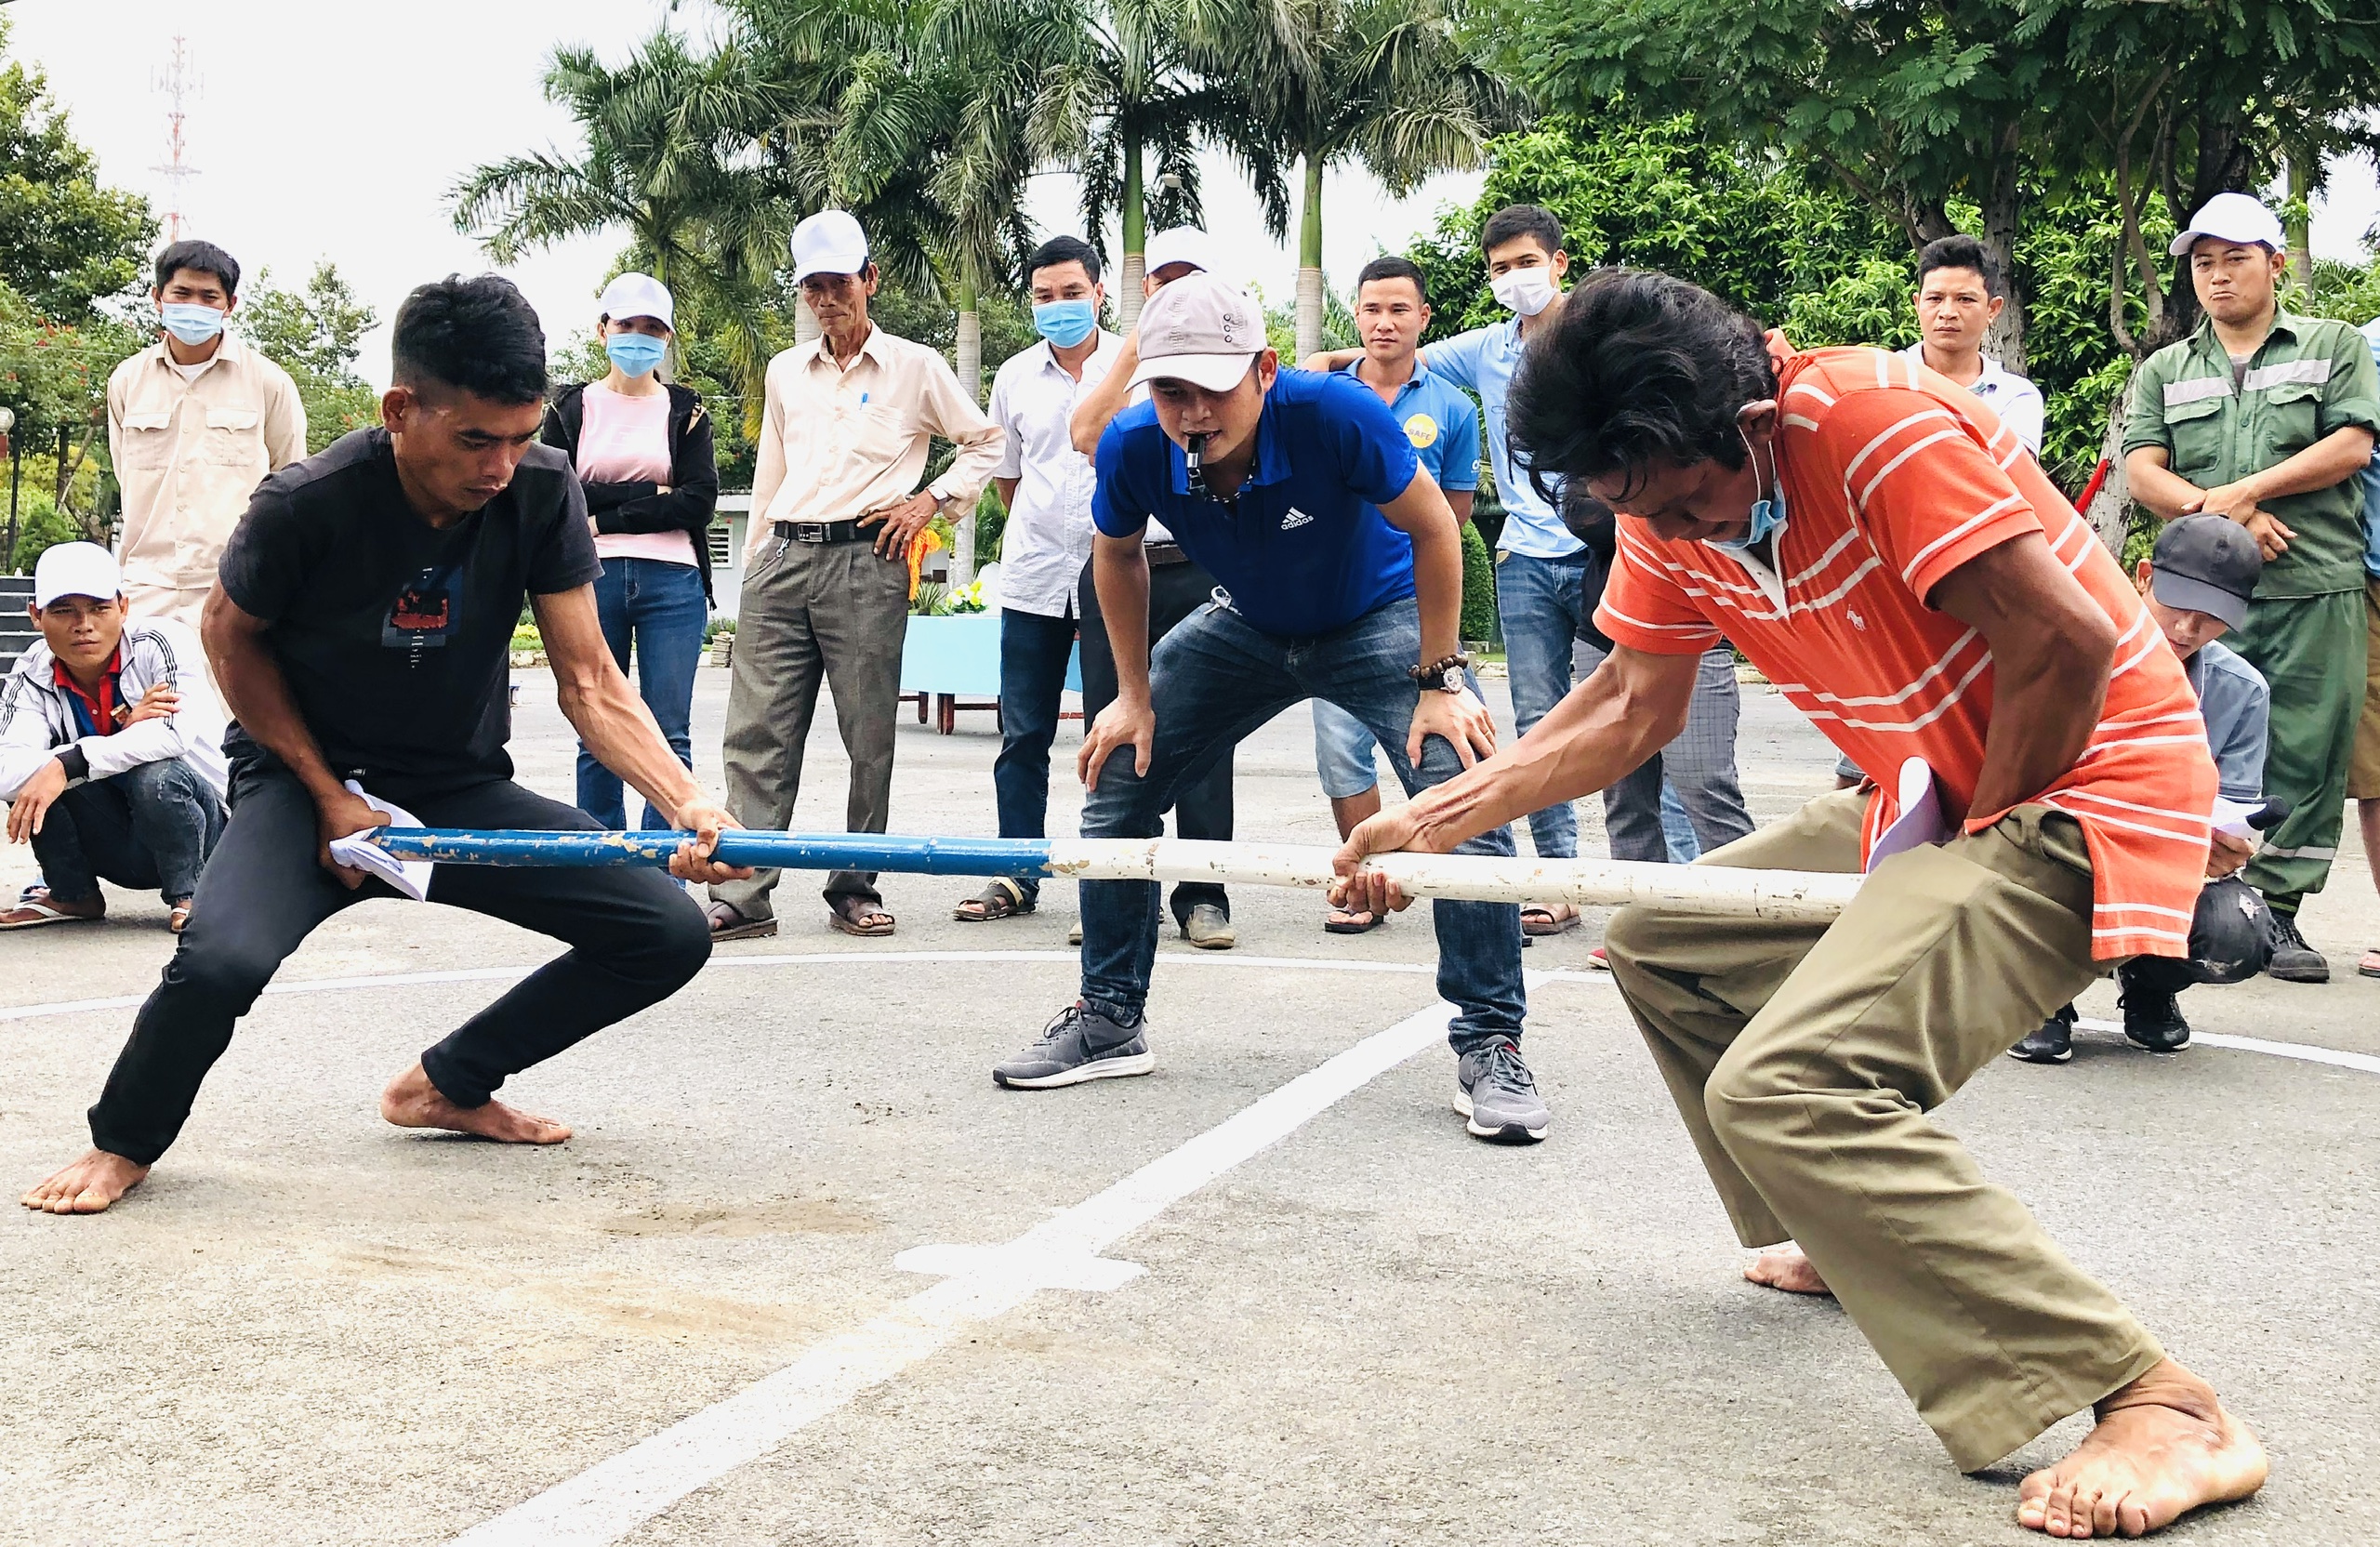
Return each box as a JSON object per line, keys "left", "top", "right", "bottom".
{"left": 11, "top": 0, "right": 2379, "bottom": 386}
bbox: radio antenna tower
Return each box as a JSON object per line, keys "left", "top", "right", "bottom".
{"left": 151, "top": 37, "right": 203, "bottom": 243}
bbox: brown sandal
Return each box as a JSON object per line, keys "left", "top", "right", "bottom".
{"left": 706, "top": 901, "right": 778, "bottom": 941}
{"left": 955, "top": 878, "right": 1034, "bottom": 921}
{"left": 828, "top": 893, "right": 896, "bottom": 937}
{"left": 1521, "top": 903, "right": 1580, "bottom": 937}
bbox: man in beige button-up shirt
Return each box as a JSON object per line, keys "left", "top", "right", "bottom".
{"left": 709, "top": 210, "right": 1003, "bottom": 941}
{"left": 106, "top": 240, "right": 306, "bottom": 631}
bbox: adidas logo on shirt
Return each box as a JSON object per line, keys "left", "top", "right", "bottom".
{"left": 1280, "top": 507, "right": 1315, "bottom": 531}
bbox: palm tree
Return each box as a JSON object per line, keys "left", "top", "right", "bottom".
{"left": 1027, "top": 0, "right": 1227, "bottom": 330}
{"left": 1184, "top": 0, "right": 1520, "bottom": 357}
{"left": 450, "top": 30, "right": 796, "bottom": 424}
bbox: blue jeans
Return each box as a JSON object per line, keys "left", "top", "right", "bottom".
{"left": 1078, "top": 596, "right": 1526, "bottom": 1053}
{"left": 29, "top": 756, "right": 224, "bottom": 906}
{"left": 992, "top": 607, "right": 1080, "bottom": 904}
{"left": 1311, "top": 701, "right": 1381, "bottom": 799}
{"left": 576, "top": 557, "right": 708, "bottom": 829}
{"left": 1494, "top": 549, "right": 1590, "bottom": 859}
{"left": 1576, "top": 640, "right": 1756, "bottom": 865}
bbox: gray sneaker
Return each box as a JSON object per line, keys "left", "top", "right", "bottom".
{"left": 993, "top": 1003, "right": 1156, "bottom": 1090}
{"left": 1455, "top": 1036, "right": 1550, "bottom": 1143}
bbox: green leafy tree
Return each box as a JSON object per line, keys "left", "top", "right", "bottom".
{"left": 236, "top": 263, "right": 380, "bottom": 454}
{"left": 1186, "top": 0, "right": 1521, "bottom": 358}
{"left": 0, "top": 20, "right": 157, "bottom": 323}
{"left": 1026, "top": 0, "right": 1228, "bottom": 328}
{"left": 452, "top": 28, "right": 796, "bottom": 429}
{"left": 1483, "top": 0, "right": 2380, "bottom": 367}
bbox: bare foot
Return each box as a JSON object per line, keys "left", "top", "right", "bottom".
{"left": 2017, "top": 1358, "right": 2267, "bottom": 1538}
{"left": 378, "top": 1062, "right": 571, "bottom": 1144}
{"left": 20, "top": 1148, "right": 150, "bottom": 1214}
{"left": 1745, "top": 1246, "right": 1833, "bottom": 1296}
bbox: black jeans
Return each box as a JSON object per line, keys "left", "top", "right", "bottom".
{"left": 30, "top": 757, "right": 224, "bottom": 906}
{"left": 1077, "top": 557, "right": 1234, "bottom": 923}
{"left": 87, "top": 762, "right": 712, "bottom": 1167}
{"left": 991, "top": 608, "right": 1081, "bottom": 905}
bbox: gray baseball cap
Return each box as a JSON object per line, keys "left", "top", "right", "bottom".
{"left": 2149, "top": 513, "right": 2263, "bottom": 629}
{"left": 1128, "top": 271, "right": 1266, "bottom": 392}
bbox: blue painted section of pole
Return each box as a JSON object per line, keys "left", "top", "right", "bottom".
{"left": 367, "top": 828, "right": 1059, "bottom": 878}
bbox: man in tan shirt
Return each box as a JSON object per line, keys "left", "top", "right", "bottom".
{"left": 708, "top": 209, "right": 1002, "bottom": 940}
{"left": 105, "top": 240, "right": 306, "bottom": 631}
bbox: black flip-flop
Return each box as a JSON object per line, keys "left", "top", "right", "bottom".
{"left": 1324, "top": 906, "right": 1383, "bottom": 934}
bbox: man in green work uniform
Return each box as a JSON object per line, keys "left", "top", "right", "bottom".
{"left": 2125, "top": 192, "right": 2380, "bottom": 982}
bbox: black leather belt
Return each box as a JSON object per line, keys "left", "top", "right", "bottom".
{"left": 1145, "top": 540, "right": 1189, "bottom": 567}
{"left": 774, "top": 519, "right": 866, "bottom": 545}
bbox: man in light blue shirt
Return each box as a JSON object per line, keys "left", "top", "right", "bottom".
{"left": 1314, "top": 205, "right": 1593, "bottom": 934}
{"left": 1312, "top": 257, "right": 1481, "bottom": 932}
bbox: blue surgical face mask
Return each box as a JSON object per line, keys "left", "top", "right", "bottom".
{"left": 606, "top": 333, "right": 668, "bottom": 377}
{"left": 159, "top": 303, "right": 226, "bottom": 347}
{"left": 1033, "top": 298, "right": 1099, "bottom": 349}
{"left": 1710, "top": 428, "right": 1785, "bottom": 556}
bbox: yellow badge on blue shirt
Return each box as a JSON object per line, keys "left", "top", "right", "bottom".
{"left": 1403, "top": 413, "right": 1438, "bottom": 450}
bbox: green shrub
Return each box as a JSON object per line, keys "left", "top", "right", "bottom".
{"left": 1460, "top": 521, "right": 1499, "bottom": 645}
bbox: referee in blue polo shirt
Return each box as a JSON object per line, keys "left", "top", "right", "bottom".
{"left": 1312, "top": 256, "right": 1483, "bottom": 935}
{"left": 991, "top": 273, "right": 1545, "bottom": 1144}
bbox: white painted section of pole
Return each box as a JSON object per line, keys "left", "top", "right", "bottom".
{"left": 1045, "top": 839, "right": 1864, "bottom": 922}
{"left": 1117, "top": 252, "right": 1147, "bottom": 334}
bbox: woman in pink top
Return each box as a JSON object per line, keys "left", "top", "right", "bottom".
{"left": 539, "top": 273, "right": 720, "bottom": 828}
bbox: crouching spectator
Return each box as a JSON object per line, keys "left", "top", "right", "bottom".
{"left": 2012, "top": 514, "right": 2269, "bottom": 1062}
{"left": 0, "top": 543, "right": 227, "bottom": 932}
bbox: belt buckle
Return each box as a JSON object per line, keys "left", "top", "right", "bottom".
{"left": 793, "top": 521, "right": 828, "bottom": 543}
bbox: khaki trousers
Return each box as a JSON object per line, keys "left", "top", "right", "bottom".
{"left": 714, "top": 536, "right": 910, "bottom": 919}
{"left": 1605, "top": 788, "right": 2165, "bottom": 1469}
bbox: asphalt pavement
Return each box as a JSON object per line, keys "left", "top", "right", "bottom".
{"left": 1, "top": 665, "right": 2373, "bottom": 1546}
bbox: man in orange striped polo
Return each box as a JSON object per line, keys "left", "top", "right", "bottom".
{"left": 1327, "top": 269, "right": 2266, "bottom": 1538}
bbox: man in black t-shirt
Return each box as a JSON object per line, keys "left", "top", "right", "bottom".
{"left": 21, "top": 275, "right": 750, "bottom": 1216}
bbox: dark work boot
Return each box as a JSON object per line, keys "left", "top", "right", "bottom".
{"left": 2264, "top": 908, "right": 2329, "bottom": 984}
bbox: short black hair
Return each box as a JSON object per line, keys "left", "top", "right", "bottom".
{"left": 1355, "top": 256, "right": 1430, "bottom": 305}
{"left": 153, "top": 239, "right": 241, "bottom": 298}
{"left": 1915, "top": 235, "right": 2004, "bottom": 299}
{"left": 390, "top": 274, "right": 549, "bottom": 405}
{"left": 1027, "top": 235, "right": 1102, "bottom": 287}
{"left": 1506, "top": 268, "right": 1775, "bottom": 506}
{"left": 1481, "top": 205, "right": 1564, "bottom": 261}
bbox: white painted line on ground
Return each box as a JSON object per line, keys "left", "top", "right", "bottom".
{"left": 2074, "top": 1017, "right": 2380, "bottom": 1076}
{"left": 443, "top": 998, "right": 1459, "bottom": 1547}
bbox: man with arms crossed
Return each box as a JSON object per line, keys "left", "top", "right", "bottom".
{"left": 2125, "top": 193, "right": 2380, "bottom": 982}
{"left": 21, "top": 276, "right": 746, "bottom": 1216}
{"left": 996, "top": 276, "right": 1543, "bottom": 1144}
{"left": 1335, "top": 270, "right": 2264, "bottom": 1534}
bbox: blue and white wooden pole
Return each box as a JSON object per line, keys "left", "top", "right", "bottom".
{"left": 364, "top": 830, "right": 1864, "bottom": 923}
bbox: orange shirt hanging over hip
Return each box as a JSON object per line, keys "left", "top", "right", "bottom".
{"left": 1596, "top": 347, "right": 2215, "bottom": 959}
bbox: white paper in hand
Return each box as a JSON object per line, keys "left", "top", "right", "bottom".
{"left": 1865, "top": 756, "right": 1952, "bottom": 872}
{"left": 2209, "top": 796, "right": 2263, "bottom": 841}
{"left": 325, "top": 780, "right": 432, "bottom": 901}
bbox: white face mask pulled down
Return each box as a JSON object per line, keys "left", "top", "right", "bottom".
{"left": 1490, "top": 266, "right": 1558, "bottom": 317}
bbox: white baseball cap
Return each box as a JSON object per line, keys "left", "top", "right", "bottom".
{"left": 1127, "top": 271, "right": 1267, "bottom": 392}
{"left": 791, "top": 209, "right": 870, "bottom": 284}
{"left": 598, "top": 271, "right": 674, "bottom": 330}
{"left": 33, "top": 542, "right": 121, "bottom": 608}
{"left": 1143, "top": 227, "right": 1218, "bottom": 281}
{"left": 2169, "top": 192, "right": 2286, "bottom": 258}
